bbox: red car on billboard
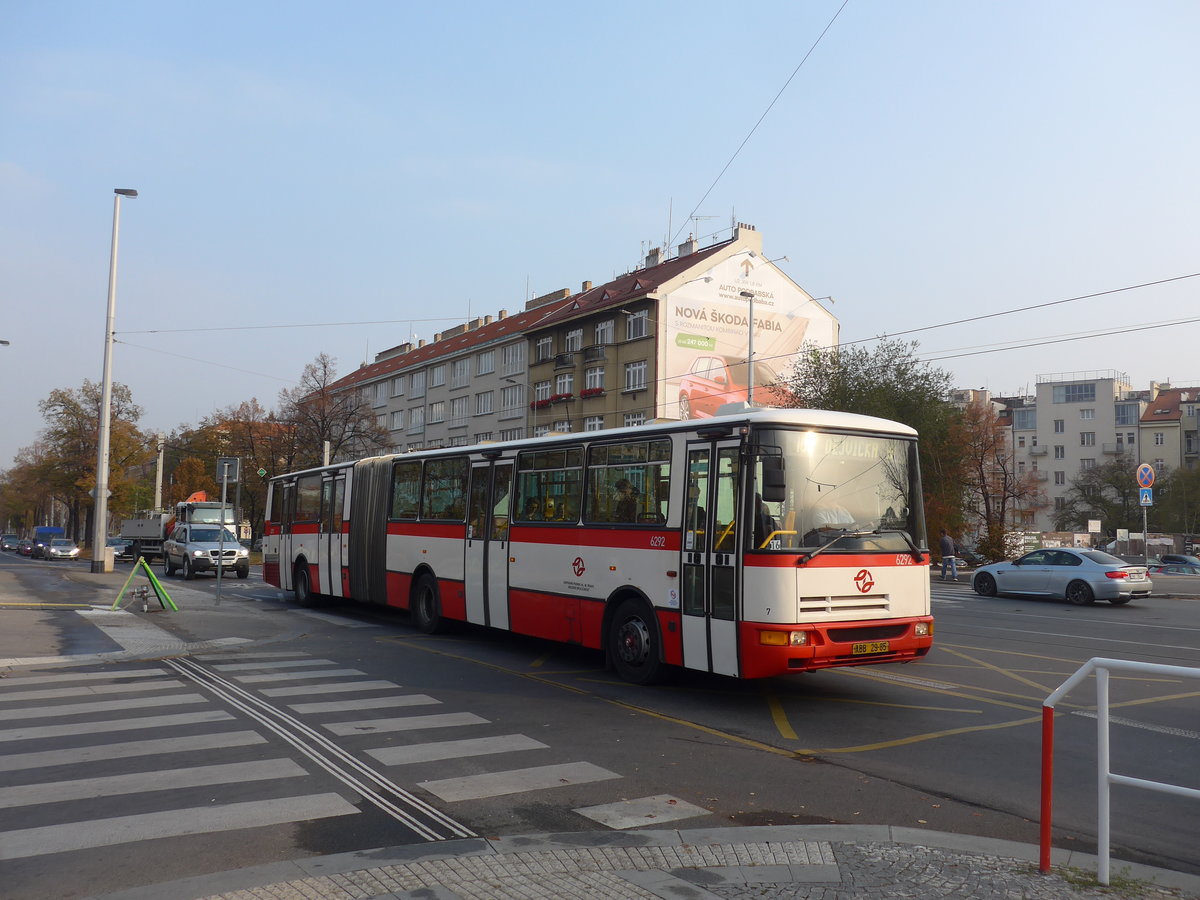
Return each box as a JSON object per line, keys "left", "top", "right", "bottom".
{"left": 677, "top": 354, "right": 783, "bottom": 419}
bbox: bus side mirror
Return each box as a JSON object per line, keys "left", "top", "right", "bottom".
{"left": 761, "top": 457, "right": 786, "bottom": 503}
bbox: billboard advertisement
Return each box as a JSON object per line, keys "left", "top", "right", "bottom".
{"left": 660, "top": 254, "right": 837, "bottom": 420}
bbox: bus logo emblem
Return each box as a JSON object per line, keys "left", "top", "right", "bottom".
{"left": 572, "top": 557, "right": 586, "bottom": 577}
{"left": 854, "top": 569, "right": 874, "bottom": 593}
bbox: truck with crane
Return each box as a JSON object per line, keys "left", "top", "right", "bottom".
{"left": 120, "top": 492, "right": 245, "bottom": 562}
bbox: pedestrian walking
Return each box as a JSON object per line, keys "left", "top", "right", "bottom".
{"left": 939, "top": 528, "right": 957, "bottom": 581}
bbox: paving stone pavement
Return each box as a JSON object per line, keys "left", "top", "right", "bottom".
{"left": 91, "top": 827, "right": 1199, "bottom": 900}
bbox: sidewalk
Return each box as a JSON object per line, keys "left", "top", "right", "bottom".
{"left": 92, "top": 824, "right": 1200, "bottom": 900}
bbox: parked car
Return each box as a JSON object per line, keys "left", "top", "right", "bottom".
{"left": 17, "top": 539, "right": 34, "bottom": 556}
{"left": 972, "top": 548, "right": 1151, "bottom": 605}
{"left": 45, "top": 538, "right": 81, "bottom": 561}
{"left": 162, "top": 523, "right": 250, "bottom": 580}
{"left": 1, "top": 534, "right": 19, "bottom": 552}
{"left": 1159, "top": 554, "right": 1200, "bottom": 567}
{"left": 1148, "top": 563, "right": 1200, "bottom": 577}
{"left": 106, "top": 537, "right": 135, "bottom": 560}
{"left": 677, "top": 355, "right": 782, "bottom": 419}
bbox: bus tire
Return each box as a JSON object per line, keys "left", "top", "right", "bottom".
{"left": 609, "top": 598, "right": 664, "bottom": 685}
{"left": 294, "top": 562, "right": 316, "bottom": 607}
{"left": 412, "top": 573, "right": 444, "bottom": 634}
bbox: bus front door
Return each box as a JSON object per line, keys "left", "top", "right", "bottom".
{"left": 681, "top": 441, "right": 741, "bottom": 677}
{"left": 465, "top": 462, "right": 513, "bottom": 630}
{"left": 319, "top": 475, "right": 346, "bottom": 597}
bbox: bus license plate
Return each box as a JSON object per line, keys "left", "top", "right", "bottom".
{"left": 852, "top": 641, "right": 889, "bottom": 655}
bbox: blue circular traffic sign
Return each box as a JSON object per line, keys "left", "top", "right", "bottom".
{"left": 1136, "top": 463, "right": 1155, "bottom": 488}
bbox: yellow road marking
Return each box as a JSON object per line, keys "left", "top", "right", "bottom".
{"left": 0, "top": 602, "right": 92, "bottom": 609}
{"left": 763, "top": 688, "right": 798, "bottom": 740}
{"left": 937, "top": 645, "right": 1055, "bottom": 694}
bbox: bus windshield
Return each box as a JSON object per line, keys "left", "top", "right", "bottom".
{"left": 752, "top": 428, "right": 925, "bottom": 553}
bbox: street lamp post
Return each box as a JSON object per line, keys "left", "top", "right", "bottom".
{"left": 91, "top": 188, "right": 137, "bottom": 573}
{"left": 739, "top": 290, "right": 756, "bottom": 406}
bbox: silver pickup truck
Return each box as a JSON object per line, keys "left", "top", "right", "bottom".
{"left": 162, "top": 523, "right": 250, "bottom": 580}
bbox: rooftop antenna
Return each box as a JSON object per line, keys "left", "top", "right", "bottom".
{"left": 688, "top": 214, "right": 717, "bottom": 243}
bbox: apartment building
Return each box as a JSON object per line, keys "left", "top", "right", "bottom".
{"left": 329, "top": 224, "right": 839, "bottom": 452}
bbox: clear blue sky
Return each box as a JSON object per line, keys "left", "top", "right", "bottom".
{"left": 2, "top": 0, "right": 1197, "bottom": 468}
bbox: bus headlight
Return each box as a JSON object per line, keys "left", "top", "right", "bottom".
{"left": 760, "top": 630, "right": 809, "bottom": 647}
{"left": 914, "top": 621, "right": 932, "bottom": 636}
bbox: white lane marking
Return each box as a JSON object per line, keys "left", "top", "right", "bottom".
{"left": 0, "top": 668, "right": 168, "bottom": 686}
{"left": 574, "top": 795, "right": 710, "bottom": 830}
{"left": 0, "top": 731, "right": 266, "bottom": 773}
{"left": 289, "top": 610, "right": 380, "bottom": 628}
{"left": 1072, "top": 710, "right": 1200, "bottom": 740}
{"left": 0, "top": 710, "right": 233, "bottom": 743}
{"left": 367, "top": 734, "right": 549, "bottom": 766}
{"left": 260, "top": 679, "right": 399, "bottom": 697}
{"left": 419, "top": 761, "right": 621, "bottom": 802}
{"left": 0, "top": 680, "right": 186, "bottom": 703}
{"left": 324, "top": 712, "right": 488, "bottom": 736}
{"left": 0, "top": 793, "right": 357, "bottom": 860}
{"left": 0, "top": 693, "right": 207, "bottom": 722}
{"left": 0, "top": 759, "right": 307, "bottom": 809}
{"left": 195, "top": 652, "right": 310, "bottom": 661}
{"left": 233, "top": 668, "right": 366, "bottom": 683}
{"left": 289, "top": 695, "right": 439, "bottom": 714}
{"left": 212, "top": 659, "right": 339, "bottom": 671}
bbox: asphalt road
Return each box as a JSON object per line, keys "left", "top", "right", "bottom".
{"left": 1, "top": 553, "right": 1197, "bottom": 899}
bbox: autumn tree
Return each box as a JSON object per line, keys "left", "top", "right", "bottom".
{"left": 778, "top": 338, "right": 969, "bottom": 546}
{"left": 959, "top": 400, "right": 1045, "bottom": 560}
{"left": 1156, "top": 464, "right": 1200, "bottom": 535}
{"left": 277, "top": 353, "right": 391, "bottom": 470}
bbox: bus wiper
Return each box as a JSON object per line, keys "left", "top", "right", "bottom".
{"left": 872, "top": 528, "right": 926, "bottom": 562}
{"left": 796, "top": 530, "right": 874, "bottom": 566}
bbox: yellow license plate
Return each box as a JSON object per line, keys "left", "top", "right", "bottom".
{"left": 852, "top": 641, "right": 890, "bottom": 655}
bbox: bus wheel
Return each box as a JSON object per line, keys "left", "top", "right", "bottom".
{"left": 610, "top": 598, "right": 663, "bottom": 685}
{"left": 412, "top": 573, "right": 444, "bottom": 634}
{"left": 294, "top": 563, "right": 316, "bottom": 607}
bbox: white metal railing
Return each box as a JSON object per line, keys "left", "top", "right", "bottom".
{"left": 1040, "top": 657, "right": 1200, "bottom": 883}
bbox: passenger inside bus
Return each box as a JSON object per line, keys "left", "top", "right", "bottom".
{"left": 754, "top": 493, "right": 779, "bottom": 549}
{"left": 614, "top": 479, "right": 638, "bottom": 522}
{"left": 523, "top": 497, "right": 541, "bottom": 520}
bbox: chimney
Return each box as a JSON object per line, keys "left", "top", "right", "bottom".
{"left": 677, "top": 235, "right": 697, "bottom": 257}
{"left": 418, "top": 339, "right": 426, "bottom": 348}
{"left": 484, "top": 315, "right": 493, "bottom": 325}
{"left": 645, "top": 247, "right": 662, "bottom": 268}
{"left": 499, "top": 309, "right": 508, "bottom": 319}
{"left": 582, "top": 280, "right": 592, "bottom": 292}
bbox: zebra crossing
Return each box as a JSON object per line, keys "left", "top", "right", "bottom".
{"left": 0, "top": 649, "right": 709, "bottom": 867}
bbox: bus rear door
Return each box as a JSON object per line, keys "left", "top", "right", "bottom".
{"left": 681, "top": 440, "right": 741, "bottom": 677}
{"left": 318, "top": 473, "right": 347, "bottom": 597}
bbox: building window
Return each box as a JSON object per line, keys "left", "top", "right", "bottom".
{"left": 392, "top": 375, "right": 405, "bottom": 396}
{"left": 408, "top": 406, "right": 425, "bottom": 432}
{"left": 1052, "top": 383, "right": 1096, "bottom": 403}
{"left": 595, "top": 319, "right": 614, "bottom": 345}
{"left": 410, "top": 370, "right": 426, "bottom": 398}
{"left": 552, "top": 419, "right": 571, "bottom": 432}
{"left": 501, "top": 385, "right": 523, "bottom": 416}
{"left": 428, "top": 401, "right": 445, "bottom": 424}
{"left": 444, "top": 436, "right": 465, "bottom": 447}
{"left": 1054, "top": 445, "right": 1065, "bottom": 459}
{"left": 451, "top": 359, "right": 470, "bottom": 388}
{"left": 1080, "top": 432, "right": 1095, "bottom": 446}
{"left": 584, "top": 415, "right": 604, "bottom": 431}
{"left": 535, "top": 380, "right": 551, "bottom": 402}
{"left": 430, "top": 365, "right": 446, "bottom": 388}
{"left": 1080, "top": 458, "right": 1096, "bottom": 469}
{"left": 1054, "top": 471, "right": 1065, "bottom": 485}
{"left": 625, "top": 310, "right": 648, "bottom": 340}
{"left": 555, "top": 373, "right": 574, "bottom": 395}
{"left": 534, "top": 424, "right": 550, "bottom": 437}
{"left": 375, "top": 414, "right": 386, "bottom": 428}
{"left": 624, "top": 360, "right": 647, "bottom": 392}
{"left": 475, "top": 391, "right": 494, "bottom": 416}
{"left": 1127, "top": 432, "right": 1135, "bottom": 445}
{"left": 1053, "top": 419, "right": 1064, "bottom": 433}
{"left": 473, "top": 432, "right": 492, "bottom": 443}
{"left": 1155, "top": 458, "right": 1165, "bottom": 469}
{"left": 584, "top": 366, "right": 605, "bottom": 390}
{"left": 1013, "top": 409, "right": 1036, "bottom": 430}
{"left": 500, "top": 428, "right": 524, "bottom": 441}
{"left": 1054, "top": 497, "right": 1066, "bottom": 510}
{"left": 374, "top": 382, "right": 387, "bottom": 404}
{"left": 535, "top": 336, "right": 553, "bottom": 362}
{"left": 1115, "top": 403, "right": 1138, "bottom": 426}
{"left": 1080, "top": 408, "right": 1095, "bottom": 420}
{"left": 623, "top": 412, "right": 645, "bottom": 428}
{"left": 564, "top": 329, "right": 582, "bottom": 353}
{"left": 1154, "top": 432, "right": 1165, "bottom": 445}
{"left": 476, "top": 350, "right": 495, "bottom": 375}
{"left": 1017, "top": 436, "right": 1026, "bottom": 448}
{"left": 1018, "top": 461, "right": 1026, "bottom": 473}
{"left": 501, "top": 342, "right": 524, "bottom": 374}
{"left": 450, "top": 396, "right": 468, "bottom": 427}
{"left": 390, "top": 410, "right": 404, "bottom": 431}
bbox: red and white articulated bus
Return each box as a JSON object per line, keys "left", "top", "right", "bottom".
{"left": 262, "top": 408, "right": 933, "bottom": 684}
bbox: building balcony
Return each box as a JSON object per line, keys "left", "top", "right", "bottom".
{"left": 1028, "top": 446, "right": 1047, "bottom": 456}
{"left": 1102, "top": 443, "right": 1124, "bottom": 455}
{"left": 1032, "top": 471, "right": 1048, "bottom": 481}
{"left": 553, "top": 352, "right": 576, "bottom": 369}
{"left": 583, "top": 345, "right": 607, "bottom": 362}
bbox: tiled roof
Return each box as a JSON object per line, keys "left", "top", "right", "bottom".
{"left": 1141, "top": 387, "right": 1200, "bottom": 423}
